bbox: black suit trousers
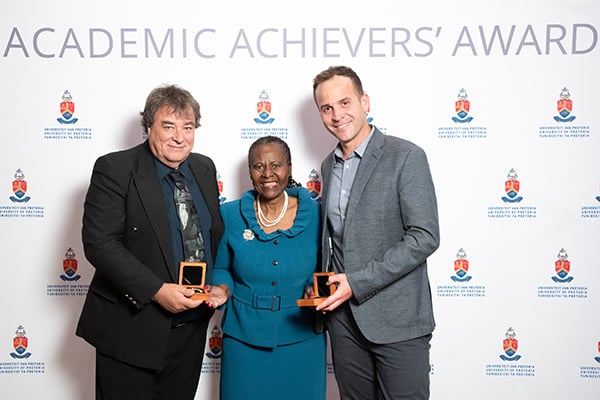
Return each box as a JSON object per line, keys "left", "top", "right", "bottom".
{"left": 95, "top": 317, "right": 211, "bottom": 400}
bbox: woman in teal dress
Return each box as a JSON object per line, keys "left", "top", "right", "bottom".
{"left": 209, "top": 136, "right": 326, "bottom": 400}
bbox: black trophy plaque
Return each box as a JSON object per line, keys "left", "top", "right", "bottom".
{"left": 297, "top": 272, "right": 336, "bottom": 307}
{"left": 178, "top": 262, "right": 209, "bottom": 301}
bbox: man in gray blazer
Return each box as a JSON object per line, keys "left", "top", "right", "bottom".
{"left": 76, "top": 85, "right": 224, "bottom": 399}
{"left": 313, "top": 66, "right": 440, "bottom": 399}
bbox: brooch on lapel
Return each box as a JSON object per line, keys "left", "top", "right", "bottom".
{"left": 243, "top": 229, "right": 255, "bottom": 241}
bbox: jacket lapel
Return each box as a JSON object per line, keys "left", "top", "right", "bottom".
{"left": 345, "top": 129, "right": 384, "bottom": 224}
{"left": 132, "top": 144, "right": 177, "bottom": 281}
{"left": 187, "top": 156, "right": 220, "bottom": 256}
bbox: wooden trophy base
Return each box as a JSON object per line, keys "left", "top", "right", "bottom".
{"left": 190, "top": 290, "right": 210, "bottom": 301}
{"left": 296, "top": 297, "right": 327, "bottom": 307}
{"left": 297, "top": 272, "right": 336, "bottom": 307}
{"left": 179, "top": 262, "right": 209, "bottom": 301}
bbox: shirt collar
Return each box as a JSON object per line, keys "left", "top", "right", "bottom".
{"left": 333, "top": 125, "right": 375, "bottom": 161}
{"left": 154, "top": 158, "right": 192, "bottom": 181}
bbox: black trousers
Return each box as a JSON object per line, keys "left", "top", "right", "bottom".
{"left": 327, "top": 303, "right": 432, "bottom": 400}
{"left": 95, "top": 317, "right": 210, "bottom": 400}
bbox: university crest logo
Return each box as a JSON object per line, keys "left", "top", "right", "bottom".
{"left": 553, "top": 87, "right": 576, "bottom": 123}
{"left": 499, "top": 327, "right": 522, "bottom": 361}
{"left": 9, "top": 168, "right": 31, "bottom": 203}
{"left": 60, "top": 247, "right": 81, "bottom": 282}
{"left": 10, "top": 325, "right": 32, "bottom": 359}
{"left": 206, "top": 325, "right": 223, "bottom": 359}
{"left": 451, "top": 88, "right": 474, "bottom": 123}
{"left": 451, "top": 248, "right": 471, "bottom": 282}
{"left": 56, "top": 90, "right": 79, "bottom": 125}
{"left": 254, "top": 90, "right": 275, "bottom": 124}
{"left": 551, "top": 248, "right": 573, "bottom": 283}
{"left": 595, "top": 341, "right": 600, "bottom": 363}
{"left": 501, "top": 168, "right": 523, "bottom": 203}
{"left": 306, "top": 169, "right": 321, "bottom": 200}
{"left": 217, "top": 171, "right": 226, "bottom": 204}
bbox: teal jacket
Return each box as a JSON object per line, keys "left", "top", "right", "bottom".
{"left": 213, "top": 187, "right": 321, "bottom": 347}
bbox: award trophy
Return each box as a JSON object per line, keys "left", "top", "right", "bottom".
{"left": 296, "top": 272, "right": 336, "bottom": 307}
{"left": 178, "top": 262, "right": 209, "bottom": 301}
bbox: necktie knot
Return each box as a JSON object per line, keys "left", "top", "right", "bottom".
{"left": 169, "top": 170, "right": 185, "bottom": 188}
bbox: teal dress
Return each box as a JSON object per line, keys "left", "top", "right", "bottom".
{"left": 213, "top": 187, "right": 326, "bottom": 400}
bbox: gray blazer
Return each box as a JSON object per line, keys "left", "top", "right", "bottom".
{"left": 320, "top": 128, "right": 440, "bottom": 344}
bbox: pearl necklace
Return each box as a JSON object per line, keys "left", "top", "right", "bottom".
{"left": 256, "top": 191, "right": 288, "bottom": 227}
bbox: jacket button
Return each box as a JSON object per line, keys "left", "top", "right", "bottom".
{"left": 272, "top": 260, "right": 278, "bottom": 266}
{"left": 271, "top": 281, "right": 277, "bottom": 287}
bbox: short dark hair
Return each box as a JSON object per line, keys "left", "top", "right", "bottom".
{"left": 247, "top": 136, "right": 292, "bottom": 167}
{"left": 312, "top": 65, "right": 364, "bottom": 102}
{"left": 140, "top": 84, "right": 201, "bottom": 134}
{"left": 247, "top": 136, "right": 301, "bottom": 188}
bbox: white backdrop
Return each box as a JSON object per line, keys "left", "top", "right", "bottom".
{"left": 1, "top": 1, "right": 599, "bottom": 399}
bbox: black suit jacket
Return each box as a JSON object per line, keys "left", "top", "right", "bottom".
{"left": 76, "top": 141, "right": 224, "bottom": 370}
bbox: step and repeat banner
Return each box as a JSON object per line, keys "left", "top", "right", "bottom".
{"left": 1, "top": 1, "right": 598, "bottom": 399}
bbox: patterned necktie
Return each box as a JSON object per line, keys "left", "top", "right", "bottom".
{"left": 168, "top": 170, "right": 205, "bottom": 262}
